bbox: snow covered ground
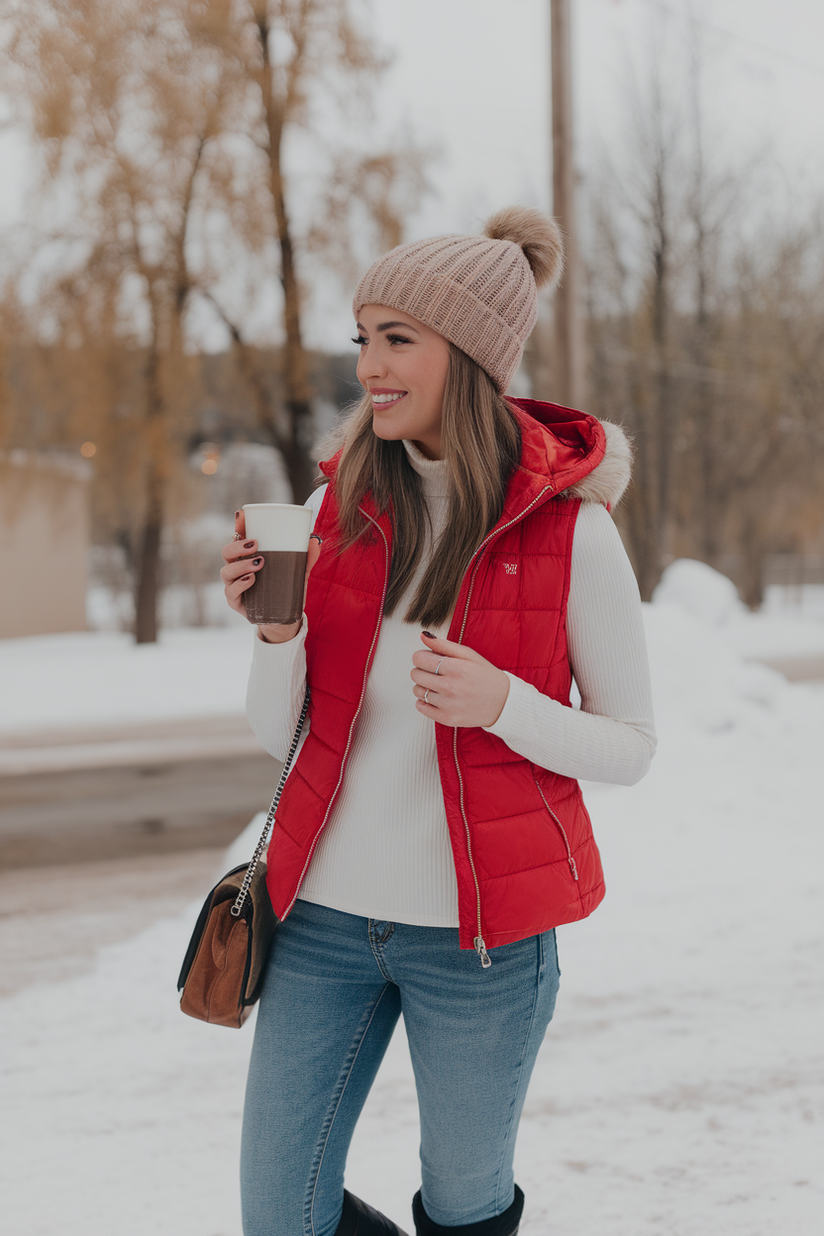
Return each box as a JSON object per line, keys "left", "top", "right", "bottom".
{"left": 0, "top": 626, "right": 254, "bottom": 735}
{"left": 1, "top": 563, "right": 823, "bottom": 1235}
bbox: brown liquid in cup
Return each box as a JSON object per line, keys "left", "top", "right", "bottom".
{"left": 245, "top": 550, "right": 307, "bottom": 626}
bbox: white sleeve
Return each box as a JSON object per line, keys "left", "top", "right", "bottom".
{"left": 245, "top": 485, "right": 328, "bottom": 760}
{"left": 484, "top": 502, "right": 657, "bottom": 785}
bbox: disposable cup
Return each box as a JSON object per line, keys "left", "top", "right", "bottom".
{"left": 242, "top": 503, "right": 313, "bottom": 625}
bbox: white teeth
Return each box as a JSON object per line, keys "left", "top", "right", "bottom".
{"left": 371, "top": 393, "right": 405, "bottom": 404}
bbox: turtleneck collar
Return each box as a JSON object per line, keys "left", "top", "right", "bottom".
{"left": 402, "top": 439, "right": 450, "bottom": 500}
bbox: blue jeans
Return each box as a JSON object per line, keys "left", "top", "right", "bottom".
{"left": 240, "top": 900, "right": 560, "bottom": 1236}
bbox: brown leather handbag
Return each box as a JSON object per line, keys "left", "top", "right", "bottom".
{"left": 177, "top": 688, "right": 310, "bottom": 1028}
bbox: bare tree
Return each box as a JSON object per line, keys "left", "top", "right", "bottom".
{"left": 189, "top": 0, "right": 427, "bottom": 502}
{"left": 190, "top": 1, "right": 429, "bottom": 501}
{"left": 720, "top": 225, "right": 824, "bottom": 606}
{"left": 1, "top": 1, "right": 239, "bottom": 638}
{"left": 1, "top": 0, "right": 427, "bottom": 640}
{"left": 582, "top": 15, "right": 824, "bottom": 607}
{"left": 583, "top": 30, "right": 687, "bottom": 599}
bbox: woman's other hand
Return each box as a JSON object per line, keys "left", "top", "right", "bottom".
{"left": 411, "top": 632, "right": 510, "bottom": 727}
{"left": 220, "top": 510, "right": 322, "bottom": 644}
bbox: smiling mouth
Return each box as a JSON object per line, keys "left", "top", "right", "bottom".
{"left": 370, "top": 392, "right": 407, "bottom": 406}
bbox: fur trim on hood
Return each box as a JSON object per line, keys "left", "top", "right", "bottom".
{"left": 506, "top": 398, "right": 633, "bottom": 511}
{"left": 561, "top": 420, "right": 632, "bottom": 508}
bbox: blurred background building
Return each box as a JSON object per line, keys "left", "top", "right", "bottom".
{"left": 0, "top": 452, "right": 90, "bottom": 638}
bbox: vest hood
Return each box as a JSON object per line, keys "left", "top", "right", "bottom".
{"left": 507, "top": 398, "right": 632, "bottom": 509}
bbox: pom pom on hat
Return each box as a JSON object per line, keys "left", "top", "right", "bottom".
{"left": 353, "top": 206, "right": 565, "bottom": 392}
{"left": 483, "top": 206, "right": 564, "bottom": 291}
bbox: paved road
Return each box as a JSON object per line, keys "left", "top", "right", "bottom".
{"left": 0, "top": 715, "right": 278, "bottom": 869}
{"left": 0, "top": 717, "right": 278, "bottom": 998}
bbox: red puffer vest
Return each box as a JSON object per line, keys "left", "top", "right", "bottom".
{"left": 266, "top": 400, "right": 611, "bottom": 962}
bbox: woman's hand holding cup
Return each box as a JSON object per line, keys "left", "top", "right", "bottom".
{"left": 220, "top": 507, "right": 320, "bottom": 643}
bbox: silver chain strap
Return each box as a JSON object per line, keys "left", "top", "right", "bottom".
{"left": 230, "top": 686, "right": 311, "bottom": 918}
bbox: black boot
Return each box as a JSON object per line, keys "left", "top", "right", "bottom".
{"left": 411, "top": 1186, "right": 524, "bottom": 1236}
{"left": 335, "top": 1189, "right": 410, "bottom": 1236}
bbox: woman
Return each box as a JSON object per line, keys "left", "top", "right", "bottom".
{"left": 221, "top": 207, "right": 656, "bottom": 1236}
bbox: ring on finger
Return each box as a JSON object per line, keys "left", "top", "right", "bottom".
{"left": 434, "top": 657, "right": 444, "bottom": 675}
{"left": 233, "top": 532, "right": 243, "bottom": 541}
{"left": 423, "top": 688, "right": 431, "bottom": 704}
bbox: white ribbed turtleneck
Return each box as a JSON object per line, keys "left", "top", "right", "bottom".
{"left": 245, "top": 440, "right": 656, "bottom": 927}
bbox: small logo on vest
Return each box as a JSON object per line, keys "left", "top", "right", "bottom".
{"left": 503, "top": 562, "right": 518, "bottom": 576}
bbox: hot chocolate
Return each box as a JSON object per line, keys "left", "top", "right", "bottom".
{"left": 244, "top": 550, "right": 308, "bottom": 626}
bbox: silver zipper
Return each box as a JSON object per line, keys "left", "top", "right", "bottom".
{"left": 453, "top": 483, "right": 556, "bottom": 967}
{"left": 532, "top": 770, "right": 579, "bottom": 881}
{"left": 451, "top": 726, "right": 492, "bottom": 968}
{"left": 283, "top": 508, "right": 390, "bottom": 917}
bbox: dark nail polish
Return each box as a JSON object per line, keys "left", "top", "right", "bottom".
{"left": 234, "top": 511, "right": 240, "bottom": 519}
{"left": 422, "top": 630, "right": 435, "bottom": 639}
{"left": 244, "top": 541, "right": 254, "bottom": 549}
{"left": 252, "top": 557, "right": 262, "bottom": 565}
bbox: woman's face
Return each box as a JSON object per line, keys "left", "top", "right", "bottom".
{"left": 354, "top": 304, "right": 451, "bottom": 460}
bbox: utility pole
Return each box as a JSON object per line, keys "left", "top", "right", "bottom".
{"left": 550, "top": 0, "right": 586, "bottom": 407}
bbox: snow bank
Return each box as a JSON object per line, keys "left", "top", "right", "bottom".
{"left": 1, "top": 574, "right": 823, "bottom": 1234}
{"left": 653, "top": 558, "right": 824, "bottom": 662}
{"left": 652, "top": 557, "right": 745, "bottom": 626}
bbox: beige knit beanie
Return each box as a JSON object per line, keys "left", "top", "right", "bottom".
{"left": 352, "top": 206, "right": 564, "bottom": 393}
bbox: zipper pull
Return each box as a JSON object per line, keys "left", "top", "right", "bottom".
{"left": 474, "top": 936, "right": 492, "bottom": 969}
{"left": 568, "top": 855, "right": 579, "bottom": 881}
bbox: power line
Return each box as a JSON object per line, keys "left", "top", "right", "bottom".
{"left": 631, "top": 0, "right": 824, "bottom": 80}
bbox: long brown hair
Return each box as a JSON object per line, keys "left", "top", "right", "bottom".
{"left": 321, "top": 345, "right": 521, "bottom": 628}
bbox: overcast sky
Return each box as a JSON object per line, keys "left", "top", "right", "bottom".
{"left": 371, "top": 0, "right": 824, "bottom": 227}
{"left": 1, "top": 0, "right": 823, "bottom": 349}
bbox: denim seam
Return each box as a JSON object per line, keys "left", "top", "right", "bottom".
{"left": 373, "top": 920, "right": 395, "bottom": 946}
{"left": 550, "top": 927, "right": 560, "bottom": 978}
{"left": 367, "top": 922, "right": 394, "bottom": 981}
{"left": 492, "top": 936, "right": 543, "bottom": 1214}
{"left": 304, "top": 983, "right": 393, "bottom": 1236}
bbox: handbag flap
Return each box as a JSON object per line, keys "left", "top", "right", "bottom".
{"left": 177, "top": 864, "right": 248, "bottom": 992}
